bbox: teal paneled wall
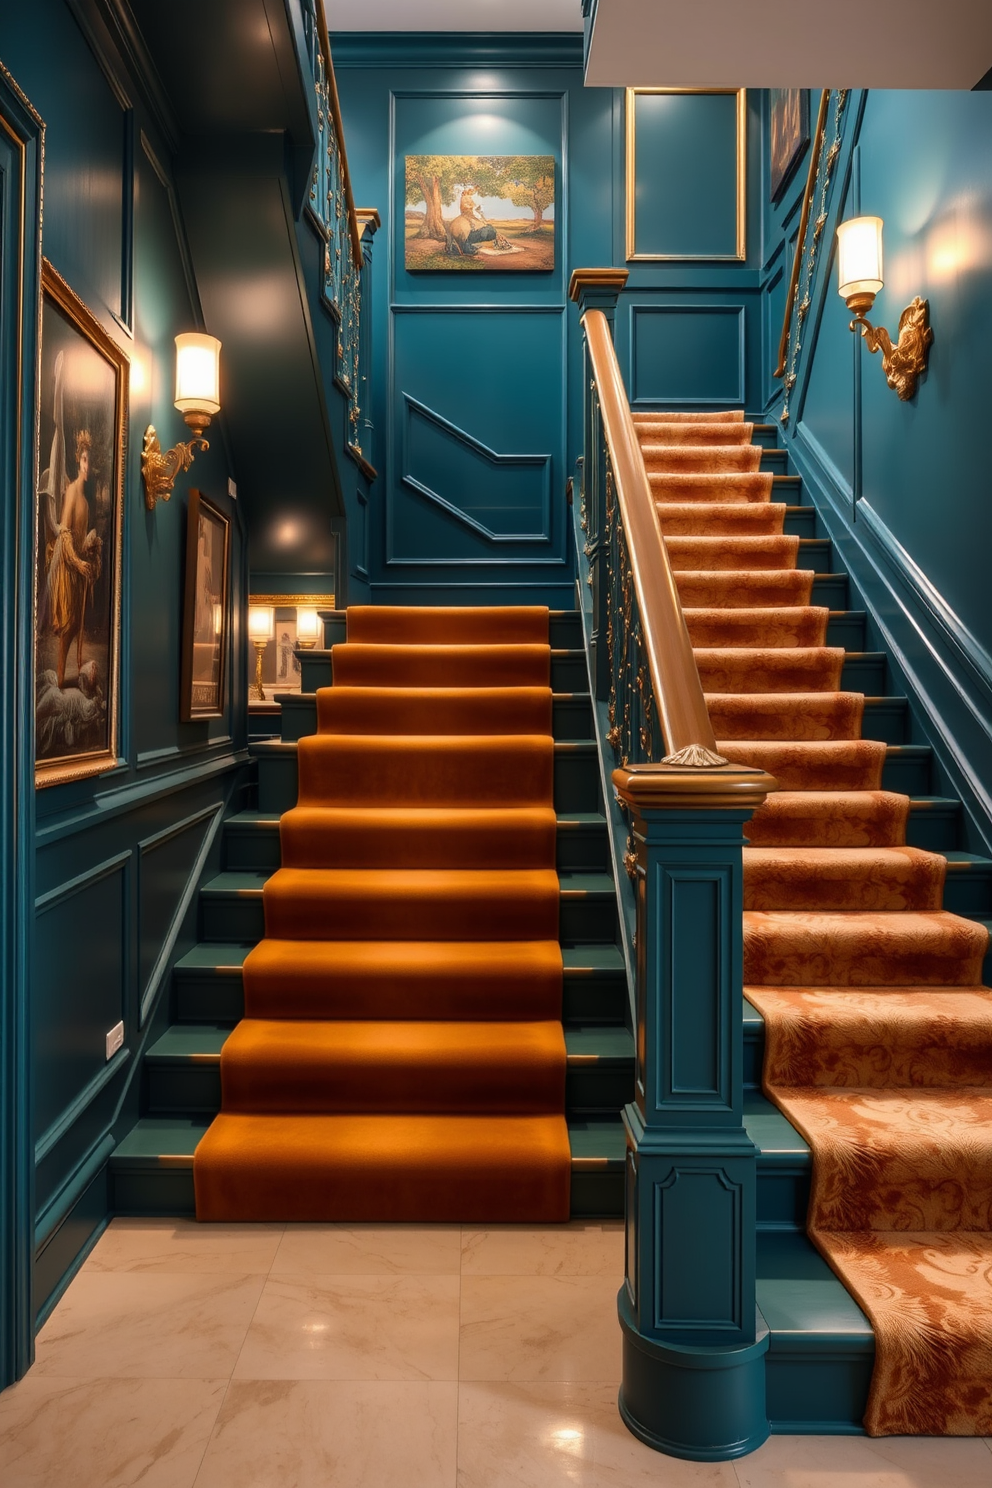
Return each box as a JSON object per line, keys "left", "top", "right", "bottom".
{"left": 333, "top": 39, "right": 613, "bottom": 605}
{"left": 628, "top": 90, "right": 741, "bottom": 260}
{"left": 0, "top": 0, "right": 250, "bottom": 1355}
{"left": 762, "top": 88, "right": 992, "bottom": 851}
{"left": 334, "top": 42, "right": 764, "bottom": 603}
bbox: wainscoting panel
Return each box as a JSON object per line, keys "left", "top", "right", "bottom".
{"left": 388, "top": 307, "right": 566, "bottom": 568}
{"left": 628, "top": 303, "right": 746, "bottom": 407}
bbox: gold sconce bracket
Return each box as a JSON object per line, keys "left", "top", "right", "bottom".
{"left": 141, "top": 417, "right": 211, "bottom": 510}
{"left": 848, "top": 295, "right": 933, "bottom": 402}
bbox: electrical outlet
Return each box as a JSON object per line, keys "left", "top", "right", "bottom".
{"left": 105, "top": 1021, "right": 124, "bottom": 1061}
{"left": 227, "top": 477, "right": 237, "bottom": 500}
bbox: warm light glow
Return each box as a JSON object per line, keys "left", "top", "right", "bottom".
{"left": 247, "top": 605, "right": 274, "bottom": 642}
{"left": 174, "top": 332, "right": 221, "bottom": 417}
{"left": 837, "top": 216, "right": 884, "bottom": 299}
{"left": 296, "top": 608, "right": 320, "bottom": 645}
{"left": 213, "top": 602, "right": 223, "bottom": 637}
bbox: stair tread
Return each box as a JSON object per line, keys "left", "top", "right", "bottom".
{"left": 177, "top": 939, "right": 627, "bottom": 977}
{"left": 112, "top": 1115, "right": 625, "bottom": 1168}
{"left": 757, "top": 1234, "right": 873, "bottom": 1344}
{"left": 744, "top": 1093, "right": 810, "bottom": 1162}
{"left": 202, "top": 868, "right": 615, "bottom": 896}
{"left": 149, "top": 1022, "right": 634, "bottom": 1066}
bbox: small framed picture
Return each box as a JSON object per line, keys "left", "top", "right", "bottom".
{"left": 34, "top": 260, "right": 128, "bottom": 787}
{"left": 769, "top": 89, "right": 810, "bottom": 202}
{"left": 180, "top": 489, "right": 230, "bottom": 721}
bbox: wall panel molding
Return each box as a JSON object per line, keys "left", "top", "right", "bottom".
{"left": 138, "top": 803, "right": 225, "bottom": 1025}
{"left": 628, "top": 303, "right": 746, "bottom": 407}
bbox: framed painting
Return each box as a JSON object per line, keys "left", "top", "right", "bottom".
{"left": 247, "top": 595, "right": 330, "bottom": 706}
{"left": 404, "top": 155, "right": 555, "bottom": 271}
{"left": 34, "top": 259, "right": 128, "bottom": 787}
{"left": 769, "top": 89, "right": 810, "bottom": 202}
{"left": 180, "top": 489, "right": 230, "bottom": 721}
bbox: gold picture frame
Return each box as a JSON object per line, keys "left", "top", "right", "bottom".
{"left": 34, "top": 259, "right": 128, "bottom": 788}
{"left": 180, "top": 489, "right": 231, "bottom": 721}
{"left": 625, "top": 88, "right": 746, "bottom": 263}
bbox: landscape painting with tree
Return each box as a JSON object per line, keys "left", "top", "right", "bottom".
{"left": 34, "top": 260, "right": 127, "bottom": 787}
{"left": 405, "top": 155, "right": 555, "bottom": 271}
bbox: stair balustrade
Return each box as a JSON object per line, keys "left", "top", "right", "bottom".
{"left": 570, "top": 269, "right": 777, "bottom": 1460}
{"left": 301, "top": 0, "right": 377, "bottom": 475}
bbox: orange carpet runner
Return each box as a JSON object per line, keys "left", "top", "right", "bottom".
{"left": 194, "top": 605, "right": 570, "bottom": 1223}
{"left": 637, "top": 408, "right": 992, "bottom": 1436}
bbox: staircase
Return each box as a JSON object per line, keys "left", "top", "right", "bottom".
{"left": 636, "top": 413, "right": 992, "bottom": 1433}
{"left": 110, "top": 609, "right": 631, "bottom": 1220}
{"left": 107, "top": 420, "right": 992, "bottom": 1431}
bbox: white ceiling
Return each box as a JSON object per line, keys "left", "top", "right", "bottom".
{"left": 584, "top": 0, "right": 992, "bottom": 89}
{"left": 326, "top": 0, "right": 582, "bottom": 31}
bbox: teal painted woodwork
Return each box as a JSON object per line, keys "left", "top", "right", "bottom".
{"left": 628, "top": 91, "right": 741, "bottom": 260}
{"left": 763, "top": 86, "right": 992, "bottom": 854}
{"left": 630, "top": 305, "right": 745, "bottom": 406}
{"left": 0, "top": 59, "right": 43, "bottom": 1391}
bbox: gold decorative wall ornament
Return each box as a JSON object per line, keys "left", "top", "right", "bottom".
{"left": 837, "top": 217, "right": 932, "bottom": 401}
{"left": 849, "top": 296, "right": 933, "bottom": 402}
{"left": 141, "top": 333, "right": 221, "bottom": 510}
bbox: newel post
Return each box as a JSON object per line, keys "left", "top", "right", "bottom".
{"left": 612, "top": 758, "right": 777, "bottom": 1461}
{"left": 568, "top": 268, "right": 628, "bottom": 702}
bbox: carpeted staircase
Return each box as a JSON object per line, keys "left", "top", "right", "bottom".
{"left": 194, "top": 605, "right": 572, "bottom": 1222}
{"left": 637, "top": 407, "right": 992, "bottom": 1437}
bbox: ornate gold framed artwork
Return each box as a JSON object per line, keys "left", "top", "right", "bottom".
{"left": 180, "top": 489, "right": 230, "bottom": 721}
{"left": 626, "top": 88, "right": 746, "bottom": 262}
{"left": 34, "top": 259, "right": 128, "bottom": 787}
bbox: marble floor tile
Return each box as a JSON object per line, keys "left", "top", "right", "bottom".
{"left": 193, "top": 1379, "right": 457, "bottom": 1488}
{"left": 457, "top": 1381, "right": 739, "bottom": 1487}
{"left": 0, "top": 1375, "right": 227, "bottom": 1488}
{"left": 733, "top": 1431, "right": 992, "bottom": 1487}
{"left": 461, "top": 1222, "right": 624, "bottom": 1277}
{"left": 233, "top": 1274, "right": 460, "bottom": 1380}
{"left": 459, "top": 1274, "right": 622, "bottom": 1381}
{"left": 32, "top": 1271, "right": 265, "bottom": 1379}
{"left": 85, "top": 1218, "right": 283, "bottom": 1274}
{"left": 272, "top": 1223, "right": 462, "bottom": 1277}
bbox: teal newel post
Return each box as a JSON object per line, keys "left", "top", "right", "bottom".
{"left": 568, "top": 268, "right": 628, "bottom": 702}
{"left": 613, "top": 759, "right": 777, "bottom": 1461}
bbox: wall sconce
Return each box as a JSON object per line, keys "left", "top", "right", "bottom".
{"left": 296, "top": 608, "right": 321, "bottom": 650}
{"left": 248, "top": 605, "right": 274, "bottom": 701}
{"left": 836, "top": 216, "right": 933, "bottom": 401}
{"left": 141, "top": 332, "right": 222, "bottom": 509}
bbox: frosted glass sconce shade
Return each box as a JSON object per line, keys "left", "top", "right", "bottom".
{"left": 296, "top": 608, "right": 321, "bottom": 648}
{"left": 837, "top": 216, "right": 884, "bottom": 303}
{"left": 174, "top": 333, "right": 222, "bottom": 419}
{"left": 248, "top": 605, "right": 275, "bottom": 642}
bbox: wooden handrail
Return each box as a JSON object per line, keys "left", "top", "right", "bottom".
{"left": 582, "top": 309, "right": 718, "bottom": 758}
{"left": 774, "top": 89, "right": 830, "bottom": 380}
{"left": 314, "top": 3, "right": 364, "bottom": 266}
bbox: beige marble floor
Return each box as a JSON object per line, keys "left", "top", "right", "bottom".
{"left": 1, "top": 1218, "right": 990, "bottom": 1487}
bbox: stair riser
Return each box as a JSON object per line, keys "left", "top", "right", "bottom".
{"left": 273, "top": 692, "right": 594, "bottom": 748}
{"left": 826, "top": 613, "right": 865, "bottom": 649}
{"left": 224, "top": 819, "right": 610, "bottom": 875}
{"left": 782, "top": 509, "right": 816, "bottom": 537}
{"left": 881, "top": 750, "right": 930, "bottom": 794}
{"left": 174, "top": 968, "right": 630, "bottom": 1028}
{"left": 255, "top": 745, "right": 602, "bottom": 816}
{"left": 200, "top": 890, "right": 618, "bottom": 944}
{"left": 840, "top": 656, "right": 886, "bottom": 692}
{"left": 765, "top": 1353, "right": 874, "bottom": 1434}
{"left": 145, "top": 1060, "right": 633, "bottom": 1120}
{"left": 812, "top": 574, "right": 847, "bottom": 608}
{"left": 111, "top": 1163, "right": 623, "bottom": 1220}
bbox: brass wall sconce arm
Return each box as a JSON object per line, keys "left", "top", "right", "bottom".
{"left": 847, "top": 295, "right": 934, "bottom": 402}
{"left": 141, "top": 420, "right": 211, "bottom": 511}
{"left": 836, "top": 217, "right": 932, "bottom": 402}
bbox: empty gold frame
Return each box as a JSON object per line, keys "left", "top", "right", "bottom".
{"left": 626, "top": 88, "right": 746, "bottom": 263}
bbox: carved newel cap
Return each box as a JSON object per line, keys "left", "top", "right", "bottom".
{"left": 613, "top": 760, "right": 778, "bottom": 814}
